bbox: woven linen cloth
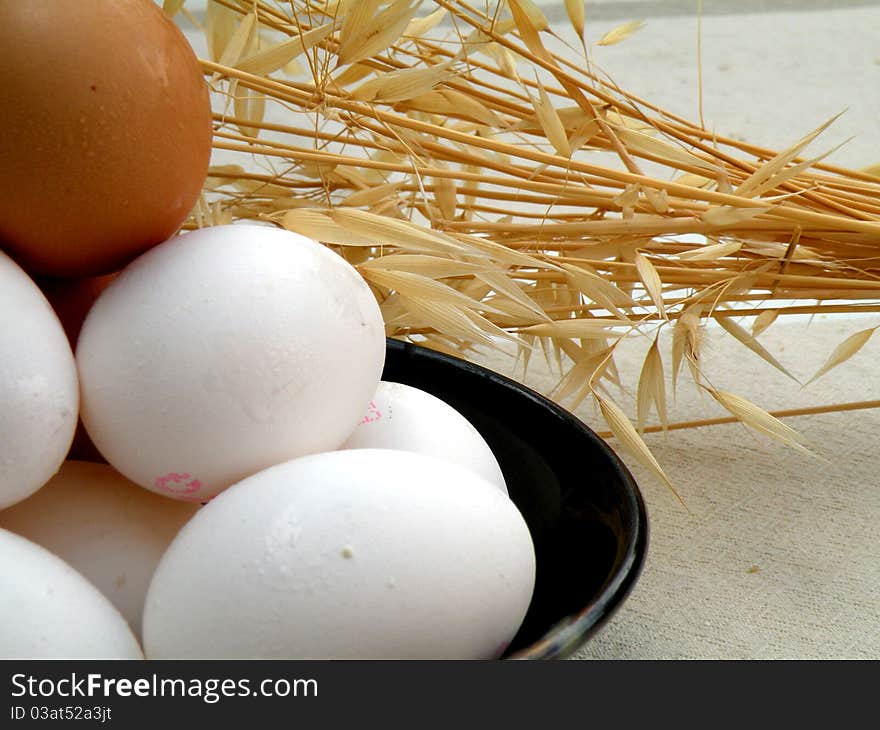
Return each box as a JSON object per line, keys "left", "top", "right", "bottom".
{"left": 471, "top": 315, "right": 880, "bottom": 659}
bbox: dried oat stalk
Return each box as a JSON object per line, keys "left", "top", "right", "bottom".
{"left": 175, "top": 0, "right": 880, "bottom": 491}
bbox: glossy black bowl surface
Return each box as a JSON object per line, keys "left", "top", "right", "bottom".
{"left": 382, "top": 339, "right": 648, "bottom": 660}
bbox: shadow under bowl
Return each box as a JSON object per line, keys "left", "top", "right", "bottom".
{"left": 382, "top": 339, "right": 648, "bottom": 660}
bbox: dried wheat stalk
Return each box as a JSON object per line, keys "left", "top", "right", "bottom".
{"left": 168, "top": 0, "right": 880, "bottom": 490}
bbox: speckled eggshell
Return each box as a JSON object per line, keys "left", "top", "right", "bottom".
{"left": 77, "top": 225, "right": 386, "bottom": 501}
{"left": 0, "top": 251, "right": 78, "bottom": 511}
{"left": 143, "top": 449, "right": 536, "bottom": 659}
{"left": 0, "top": 0, "right": 212, "bottom": 277}
{"left": 0, "top": 461, "right": 199, "bottom": 636}
{"left": 0, "top": 528, "right": 143, "bottom": 658}
{"left": 342, "top": 381, "right": 507, "bottom": 493}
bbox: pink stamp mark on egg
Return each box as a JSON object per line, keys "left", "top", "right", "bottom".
{"left": 155, "top": 472, "right": 203, "bottom": 501}
{"left": 358, "top": 400, "right": 382, "bottom": 425}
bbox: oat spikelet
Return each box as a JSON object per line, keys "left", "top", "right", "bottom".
{"left": 612, "top": 127, "right": 716, "bottom": 173}
{"left": 676, "top": 172, "right": 714, "bottom": 189}
{"left": 634, "top": 253, "right": 666, "bottom": 320}
{"left": 644, "top": 187, "right": 669, "bottom": 214}
{"left": 398, "top": 295, "right": 516, "bottom": 348}
{"left": 237, "top": 23, "right": 336, "bottom": 76}
{"left": 701, "top": 205, "right": 771, "bottom": 227}
{"left": 507, "top": 0, "right": 550, "bottom": 32}
{"left": 329, "top": 208, "right": 474, "bottom": 255}
{"left": 206, "top": 1, "right": 239, "bottom": 62}
{"left": 281, "top": 209, "right": 380, "bottom": 247}
{"left": 521, "top": 320, "right": 630, "bottom": 339}
{"left": 405, "top": 6, "right": 448, "bottom": 37}
{"left": 215, "top": 8, "right": 257, "bottom": 71}
{"left": 734, "top": 113, "right": 844, "bottom": 198}
{"left": 672, "top": 305, "right": 703, "bottom": 391}
{"left": 637, "top": 335, "right": 667, "bottom": 434}
{"left": 597, "top": 20, "right": 646, "bottom": 46}
{"left": 352, "top": 62, "right": 456, "bottom": 103}
{"left": 337, "top": 0, "right": 422, "bottom": 67}
{"left": 477, "top": 271, "right": 550, "bottom": 323}
{"left": 505, "top": 0, "right": 546, "bottom": 59}
{"left": 714, "top": 315, "right": 798, "bottom": 383}
{"left": 552, "top": 346, "right": 614, "bottom": 406}
{"left": 433, "top": 176, "right": 457, "bottom": 220}
{"left": 360, "top": 268, "right": 506, "bottom": 315}
{"left": 677, "top": 240, "right": 742, "bottom": 261}
{"left": 596, "top": 393, "right": 684, "bottom": 505}
{"left": 562, "top": 263, "right": 636, "bottom": 317}
{"left": 564, "top": 0, "right": 586, "bottom": 38}
{"left": 162, "top": 0, "right": 185, "bottom": 17}
{"left": 706, "top": 388, "right": 815, "bottom": 456}
{"left": 226, "top": 70, "right": 264, "bottom": 138}
{"left": 360, "top": 253, "right": 489, "bottom": 278}
{"left": 529, "top": 77, "right": 571, "bottom": 158}
{"left": 752, "top": 310, "right": 780, "bottom": 338}
{"left": 806, "top": 327, "right": 877, "bottom": 385}
{"left": 342, "top": 183, "right": 402, "bottom": 208}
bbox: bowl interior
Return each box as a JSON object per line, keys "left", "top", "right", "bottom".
{"left": 382, "top": 339, "right": 648, "bottom": 659}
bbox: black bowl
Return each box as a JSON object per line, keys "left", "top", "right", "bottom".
{"left": 382, "top": 339, "right": 648, "bottom": 660}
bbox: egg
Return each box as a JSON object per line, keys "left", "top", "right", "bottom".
{"left": 342, "top": 381, "right": 507, "bottom": 493}
{"left": 77, "top": 224, "right": 386, "bottom": 501}
{"left": 0, "top": 251, "right": 78, "bottom": 511}
{"left": 0, "top": 461, "right": 199, "bottom": 636}
{"left": 39, "top": 274, "right": 116, "bottom": 462}
{"left": 0, "top": 0, "right": 212, "bottom": 277}
{"left": 0, "top": 528, "right": 143, "bottom": 658}
{"left": 143, "top": 449, "right": 535, "bottom": 659}
{"left": 39, "top": 273, "right": 117, "bottom": 349}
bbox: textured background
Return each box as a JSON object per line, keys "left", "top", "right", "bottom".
{"left": 474, "top": 313, "right": 880, "bottom": 659}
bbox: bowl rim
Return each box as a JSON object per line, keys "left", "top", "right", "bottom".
{"left": 384, "top": 339, "right": 649, "bottom": 660}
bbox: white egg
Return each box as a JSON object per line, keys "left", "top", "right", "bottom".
{"left": 0, "top": 528, "right": 143, "bottom": 658}
{"left": 76, "top": 224, "right": 386, "bottom": 501}
{"left": 342, "top": 381, "right": 507, "bottom": 493}
{"left": 0, "top": 461, "right": 199, "bottom": 636}
{"left": 0, "top": 251, "right": 78, "bottom": 511}
{"left": 143, "top": 449, "right": 535, "bottom": 659}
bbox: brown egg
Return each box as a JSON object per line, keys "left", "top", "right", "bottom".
{"left": 66, "top": 418, "right": 108, "bottom": 466}
{"left": 0, "top": 0, "right": 212, "bottom": 278}
{"left": 39, "top": 273, "right": 117, "bottom": 349}
{"left": 38, "top": 274, "right": 118, "bottom": 464}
